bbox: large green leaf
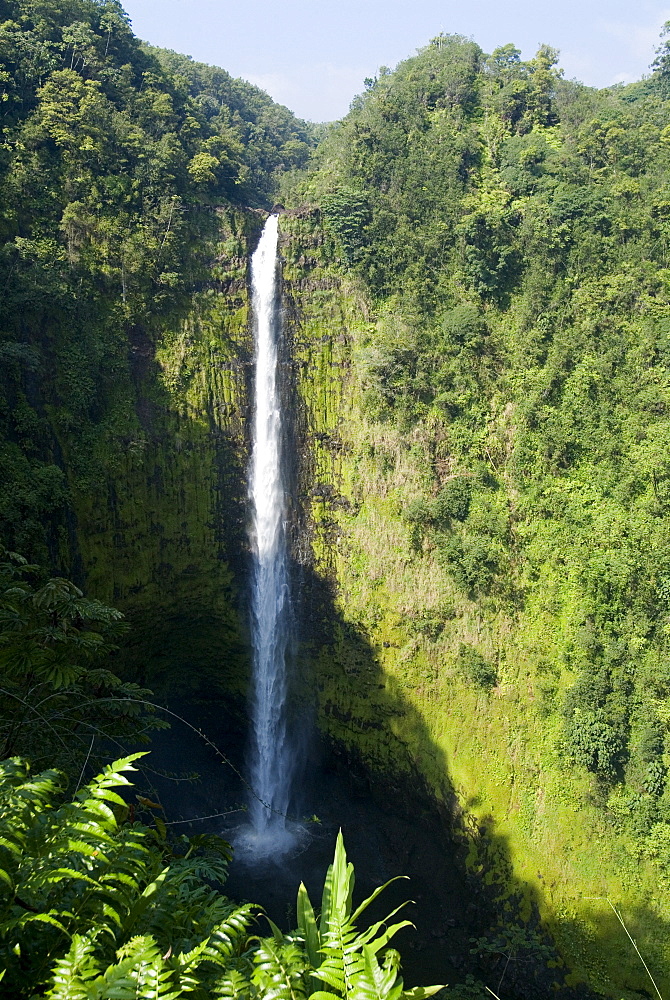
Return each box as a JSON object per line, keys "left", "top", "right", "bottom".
{"left": 297, "top": 881, "right": 320, "bottom": 970}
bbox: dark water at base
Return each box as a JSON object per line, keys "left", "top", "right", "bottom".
{"left": 224, "top": 763, "right": 474, "bottom": 988}
{"left": 133, "top": 697, "right": 592, "bottom": 1000}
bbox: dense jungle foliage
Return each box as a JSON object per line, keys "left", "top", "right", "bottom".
{"left": 0, "top": 754, "right": 437, "bottom": 1000}
{"left": 0, "top": 0, "right": 312, "bottom": 568}
{"left": 284, "top": 29, "right": 670, "bottom": 855}
{"left": 5, "top": 0, "right": 670, "bottom": 994}
{"left": 0, "top": 548, "right": 149, "bottom": 766}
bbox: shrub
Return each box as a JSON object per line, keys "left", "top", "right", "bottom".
{"left": 564, "top": 708, "right": 626, "bottom": 780}
{"left": 322, "top": 186, "right": 371, "bottom": 264}
{"left": 440, "top": 304, "right": 488, "bottom": 349}
{"left": 438, "top": 532, "right": 499, "bottom": 595}
{"left": 455, "top": 643, "right": 498, "bottom": 689}
{"left": 403, "top": 497, "right": 433, "bottom": 550}
{"left": 433, "top": 477, "right": 472, "bottom": 525}
{"left": 643, "top": 760, "right": 667, "bottom": 797}
{"left": 638, "top": 719, "right": 665, "bottom": 762}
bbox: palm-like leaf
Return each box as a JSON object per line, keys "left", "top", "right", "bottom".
{"left": 0, "top": 755, "right": 256, "bottom": 998}
{"left": 297, "top": 832, "right": 443, "bottom": 1000}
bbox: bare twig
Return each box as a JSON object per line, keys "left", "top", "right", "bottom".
{"left": 165, "top": 808, "right": 246, "bottom": 826}
{"left": 606, "top": 900, "right": 663, "bottom": 1000}
{"left": 74, "top": 735, "right": 95, "bottom": 793}
{"left": 497, "top": 953, "right": 511, "bottom": 994}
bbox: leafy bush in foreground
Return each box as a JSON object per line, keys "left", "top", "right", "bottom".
{"left": 0, "top": 549, "right": 161, "bottom": 775}
{"left": 0, "top": 755, "right": 442, "bottom": 999}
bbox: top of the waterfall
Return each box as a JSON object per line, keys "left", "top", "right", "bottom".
{"left": 251, "top": 213, "right": 280, "bottom": 270}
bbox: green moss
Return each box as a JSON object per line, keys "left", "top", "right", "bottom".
{"left": 1, "top": 209, "right": 261, "bottom": 700}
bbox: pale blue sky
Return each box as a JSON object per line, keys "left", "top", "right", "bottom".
{"left": 121, "top": 0, "right": 670, "bottom": 122}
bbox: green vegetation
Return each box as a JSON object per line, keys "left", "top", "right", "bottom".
{"left": 0, "top": 756, "right": 437, "bottom": 1000}
{"left": 0, "top": 546, "right": 165, "bottom": 776}
{"left": 0, "top": 0, "right": 311, "bottom": 572}
{"left": 280, "top": 26, "right": 670, "bottom": 996}
{"left": 4, "top": 0, "right": 670, "bottom": 994}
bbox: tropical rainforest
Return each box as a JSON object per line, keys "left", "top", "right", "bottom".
{"left": 2, "top": 0, "right": 670, "bottom": 997}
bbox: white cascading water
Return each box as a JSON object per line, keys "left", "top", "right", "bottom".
{"left": 245, "top": 213, "right": 295, "bottom": 855}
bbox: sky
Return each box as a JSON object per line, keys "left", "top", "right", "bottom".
{"left": 121, "top": 0, "right": 670, "bottom": 122}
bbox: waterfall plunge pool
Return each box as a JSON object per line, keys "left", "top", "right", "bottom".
{"left": 136, "top": 696, "right": 502, "bottom": 993}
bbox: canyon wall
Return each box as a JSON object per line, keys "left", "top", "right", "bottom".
{"left": 281, "top": 210, "right": 670, "bottom": 998}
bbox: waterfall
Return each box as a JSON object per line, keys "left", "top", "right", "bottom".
{"left": 245, "top": 213, "right": 295, "bottom": 853}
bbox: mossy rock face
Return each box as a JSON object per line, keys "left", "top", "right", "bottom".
{"left": 86, "top": 223, "right": 257, "bottom": 696}
{"left": 279, "top": 210, "right": 670, "bottom": 998}
{"left": 2, "top": 209, "right": 263, "bottom": 698}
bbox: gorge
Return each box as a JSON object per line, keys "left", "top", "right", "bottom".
{"left": 3, "top": 3, "right": 670, "bottom": 998}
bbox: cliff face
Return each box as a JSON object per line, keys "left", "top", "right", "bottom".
{"left": 6, "top": 208, "right": 262, "bottom": 701}
{"left": 90, "top": 210, "right": 263, "bottom": 701}
{"left": 0, "top": 0, "right": 312, "bottom": 702}
{"left": 280, "top": 210, "right": 670, "bottom": 998}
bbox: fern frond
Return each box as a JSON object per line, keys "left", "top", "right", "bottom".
{"left": 350, "top": 878, "right": 409, "bottom": 924}
{"left": 120, "top": 868, "right": 169, "bottom": 935}
{"left": 113, "top": 935, "right": 181, "bottom": 1000}
{"left": 355, "top": 945, "right": 405, "bottom": 1000}
{"left": 205, "top": 903, "right": 256, "bottom": 963}
{"left": 356, "top": 915, "right": 414, "bottom": 956}
{"left": 252, "top": 937, "right": 309, "bottom": 1000}
{"left": 401, "top": 987, "right": 445, "bottom": 999}
{"left": 48, "top": 932, "right": 100, "bottom": 999}
{"left": 19, "top": 910, "right": 70, "bottom": 934}
{"left": 214, "top": 966, "right": 254, "bottom": 999}
{"left": 296, "top": 882, "right": 320, "bottom": 971}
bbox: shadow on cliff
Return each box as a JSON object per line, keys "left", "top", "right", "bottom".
{"left": 123, "top": 548, "right": 668, "bottom": 1000}
{"left": 111, "top": 409, "right": 668, "bottom": 997}
{"left": 289, "top": 563, "right": 668, "bottom": 1000}
{"left": 110, "top": 306, "right": 255, "bottom": 706}
{"left": 108, "top": 239, "right": 666, "bottom": 1000}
